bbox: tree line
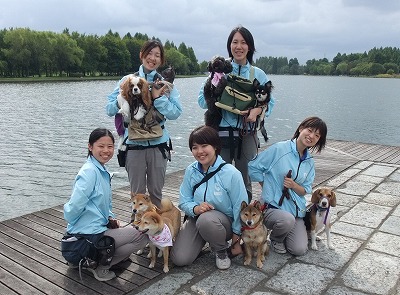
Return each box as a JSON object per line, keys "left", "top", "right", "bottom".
{"left": 1, "top": 27, "right": 399, "bottom": 78}
{"left": 256, "top": 47, "right": 400, "bottom": 76}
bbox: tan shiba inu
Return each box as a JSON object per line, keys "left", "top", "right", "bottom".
{"left": 240, "top": 201, "right": 269, "bottom": 268}
{"left": 136, "top": 198, "right": 181, "bottom": 273}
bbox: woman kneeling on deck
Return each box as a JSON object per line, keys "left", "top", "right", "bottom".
{"left": 248, "top": 117, "right": 327, "bottom": 256}
{"left": 61, "top": 128, "right": 148, "bottom": 281}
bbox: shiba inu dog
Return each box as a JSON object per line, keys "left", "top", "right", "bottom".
{"left": 130, "top": 193, "right": 159, "bottom": 226}
{"left": 136, "top": 198, "right": 181, "bottom": 273}
{"left": 240, "top": 201, "right": 269, "bottom": 268}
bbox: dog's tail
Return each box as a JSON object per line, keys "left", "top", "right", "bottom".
{"left": 157, "top": 198, "right": 174, "bottom": 213}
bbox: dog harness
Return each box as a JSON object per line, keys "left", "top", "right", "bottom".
{"left": 308, "top": 203, "right": 330, "bottom": 225}
{"left": 149, "top": 224, "right": 173, "bottom": 248}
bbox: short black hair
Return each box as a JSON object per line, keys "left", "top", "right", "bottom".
{"left": 292, "top": 117, "right": 328, "bottom": 153}
{"left": 189, "top": 126, "right": 222, "bottom": 155}
{"left": 88, "top": 128, "right": 114, "bottom": 156}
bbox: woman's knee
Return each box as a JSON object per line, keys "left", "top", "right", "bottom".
{"left": 275, "top": 215, "right": 295, "bottom": 232}
{"left": 287, "top": 242, "right": 308, "bottom": 256}
{"left": 170, "top": 249, "right": 195, "bottom": 267}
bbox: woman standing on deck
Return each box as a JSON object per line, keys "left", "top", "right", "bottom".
{"left": 198, "top": 25, "right": 275, "bottom": 203}
{"left": 62, "top": 128, "right": 148, "bottom": 281}
{"left": 248, "top": 117, "right": 327, "bottom": 255}
{"left": 106, "top": 40, "right": 182, "bottom": 209}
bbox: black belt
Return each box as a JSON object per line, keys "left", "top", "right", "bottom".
{"left": 267, "top": 203, "right": 278, "bottom": 209}
{"left": 126, "top": 139, "right": 172, "bottom": 161}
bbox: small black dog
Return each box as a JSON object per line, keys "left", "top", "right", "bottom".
{"left": 255, "top": 80, "right": 273, "bottom": 109}
{"left": 203, "top": 56, "right": 232, "bottom": 130}
{"left": 255, "top": 80, "right": 273, "bottom": 142}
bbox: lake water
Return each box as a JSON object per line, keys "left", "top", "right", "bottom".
{"left": 0, "top": 75, "right": 399, "bottom": 221}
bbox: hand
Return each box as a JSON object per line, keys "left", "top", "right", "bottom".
{"left": 151, "top": 82, "right": 168, "bottom": 99}
{"left": 247, "top": 107, "right": 262, "bottom": 122}
{"left": 283, "top": 175, "right": 296, "bottom": 189}
{"left": 194, "top": 202, "right": 214, "bottom": 215}
{"left": 107, "top": 217, "right": 120, "bottom": 229}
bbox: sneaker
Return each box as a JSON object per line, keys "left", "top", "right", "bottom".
{"left": 215, "top": 250, "right": 231, "bottom": 270}
{"left": 270, "top": 240, "right": 287, "bottom": 254}
{"left": 88, "top": 267, "right": 116, "bottom": 281}
{"left": 67, "top": 262, "right": 79, "bottom": 269}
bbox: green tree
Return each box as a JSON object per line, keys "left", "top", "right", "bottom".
{"left": 101, "top": 30, "right": 130, "bottom": 75}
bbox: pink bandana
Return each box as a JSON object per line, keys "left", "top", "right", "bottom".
{"left": 149, "top": 224, "right": 173, "bottom": 247}
{"left": 211, "top": 72, "right": 224, "bottom": 87}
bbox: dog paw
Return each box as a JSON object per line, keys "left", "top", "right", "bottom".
{"left": 256, "top": 261, "right": 264, "bottom": 268}
{"left": 136, "top": 249, "right": 144, "bottom": 255}
{"left": 328, "top": 243, "right": 335, "bottom": 249}
{"left": 163, "top": 266, "right": 169, "bottom": 273}
{"left": 244, "top": 258, "right": 251, "bottom": 266}
{"left": 311, "top": 244, "right": 318, "bottom": 250}
{"left": 315, "top": 236, "right": 322, "bottom": 241}
{"left": 146, "top": 252, "right": 152, "bottom": 258}
{"left": 149, "top": 261, "right": 155, "bottom": 268}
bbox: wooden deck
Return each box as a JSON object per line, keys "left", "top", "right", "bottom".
{"left": 0, "top": 139, "right": 399, "bottom": 294}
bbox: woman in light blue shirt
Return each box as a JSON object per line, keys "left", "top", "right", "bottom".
{"left": 171, "top": 126, "right": 248, "bottom": 270}
{"left": 63, "top": 128, "right": 147, "bottom": 281}
{"left": 249, "top": 117, "right": 327, "bottom": 255}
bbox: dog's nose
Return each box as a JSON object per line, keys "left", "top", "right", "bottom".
{"left": 321, "top": 201, "right": 327, "bottom": 207}
{"left": 246, "top": 221, "right": 252, "bottom": 226}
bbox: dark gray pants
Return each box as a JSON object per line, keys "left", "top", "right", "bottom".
{"left": 264, "top": 208, "right": 308, "bottom": 256}
{"left": 125, "top": 147, "right": 167, "bottom": 208}
{"left": 104, "top": 227, "right": 149, "bottom": 267}
{"left": 171, "top": 210, "right": 233, "bottom": 266}
{"left": 220, "top": 132, "right": 259, "bottom": 197}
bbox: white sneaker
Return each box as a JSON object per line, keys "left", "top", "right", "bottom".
{"left": 88, "top": 267, "right": 116, "bottom": 281}
{"left": 215, "top": 250, "right": 231, "bottom": 270}
{"left": 270, "top": 240, "right": 287, "bottom": 254}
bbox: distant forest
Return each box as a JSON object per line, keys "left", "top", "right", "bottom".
{"left": 1, "top": 28, "right": 399, "bottom": 78}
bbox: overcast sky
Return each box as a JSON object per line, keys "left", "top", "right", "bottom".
{"left": 1, "top": 0, "right": 399, "bottom": 65}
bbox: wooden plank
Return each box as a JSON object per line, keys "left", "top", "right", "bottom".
{"left": 0, "top": 268, "right": 42, "bottom": 295}
{"left": 0, "top": 251, "right": 74, "bottom": 295}
{"left": 0, "top": 226, "right": 126, "bottom": 294}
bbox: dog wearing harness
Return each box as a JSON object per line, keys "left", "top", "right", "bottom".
{"left": 305, "top": 188, "right": 337, "bottom": 250}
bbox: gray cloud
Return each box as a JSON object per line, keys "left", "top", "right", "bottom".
{"left": 0, "top": 0, "right": 399, "bottom": 65}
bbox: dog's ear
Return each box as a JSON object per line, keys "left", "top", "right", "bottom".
{"left": 140, "top": 79, "right": 152, "bottom": 108}
{"left": 311, "top": 189, "right": 320, "bottom": 204}
{"left": 207, "top": 60, "right": 213, "bottom": 72}
{"left": 240, "top": 201, "right": 248, "bottom": 211}
{"left": 252, "top": 78, "right": 260, "bottom": 89}
{"left": 224, "top": 59, "right": 233, "bottom": 73}
{"left": 120, "top": 76, "right": 130, "bottom": 98}
{"left": 266, "top": 81, "right": 273, "bottom": 92}
{"left": 253, "top": 201, "right": 262, "bottom": 211}
{"left": 143, "top": 194, "right": 151, "bottom": 202}
{"left": 330, "top": 191, "right": 337, "bottom": 207}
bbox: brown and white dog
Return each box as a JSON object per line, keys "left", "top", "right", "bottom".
{"left": 240, "top": 201, "right": 269, "bottom": 268}
{"left": 136, "top": 198, "right": 181, "bottom": 273}
{"left": 305, "top": 188, "right": 337, "bottom": 250}
{"left": 117, "top": 74, "right": 152, "bottom": 122}
{"left": 130, "top": 193, "right": 159, "bottom": 226}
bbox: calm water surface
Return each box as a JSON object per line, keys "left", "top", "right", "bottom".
{"left": 0, "top": 76, "right": 399, "bottom": 221}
